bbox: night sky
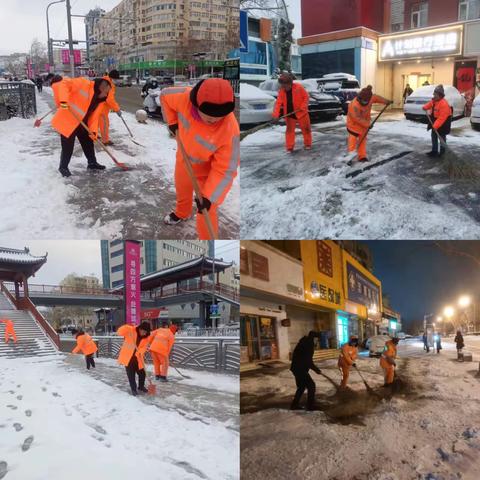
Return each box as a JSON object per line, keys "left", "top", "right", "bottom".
{"left": 364, "top": 241, "right": 480, "bottom": 332}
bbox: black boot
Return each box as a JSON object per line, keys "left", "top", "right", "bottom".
{"left": 131, "top": 389, "right": 138, "bottom": 396}
{"left": 138, "top": 386, "right": 148, "bottom": 393}
{"left": 426, "top": 151, "right": 438, "bottom": 157}
{"left": 59, "top": 167, "right": 72, "bottom": 177}
{"left": 439, "top": 147, "right": 446, "bottom": 156}
{"left": 88, "top": 162, "right": 106, "bottom": 171}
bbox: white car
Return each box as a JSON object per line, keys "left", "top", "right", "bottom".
{"left": 258, "top": 78, "right": 280, "bottom": 98}
{"left": 404, "top": 85, "right": 466, "bottom": 121}
{"left": 366, "top": 334, "right": 392, "bottom": 357}
{"left": 471, "top": 93, "right": 480, "bottom": 131}
{"left": 240, "top": 83, "right": 275, "bottom": 126}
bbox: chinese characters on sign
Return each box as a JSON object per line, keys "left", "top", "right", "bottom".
{"left": 317, "top": 241, "right": 333, "bottom": 277}
{"left": 310, "top": 280, "right": 341, "bottom": 305}
{"left": 124, "top": 241, "right": 141, "bottom": 326}
{"left": 379, "top": 26, "right": 462, "bottom": 61}
{"left": 61, "top": 49, "right": 82, "bottom": 65}
{"left": 346, "top": 262, "right": 380, "bottom": 312}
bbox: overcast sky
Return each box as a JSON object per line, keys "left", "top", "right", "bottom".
{"left": 286, "top": 0, "right": 302, "bottom": 39}
{"left": 0, "top": 0, "right": 121, "bottom": 55}
{"left": 0, "top": 240, "right": 238, "bottom": 284}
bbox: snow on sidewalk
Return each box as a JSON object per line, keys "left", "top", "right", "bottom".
{"left": 241, "top": 342, "right": 480, "bottom": 480}
{"left": 0, "top": 356, "right": 239, "bottom": 480}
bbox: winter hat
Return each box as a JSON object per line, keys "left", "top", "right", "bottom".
{"left": 278, "top": 72, "right": 294, "bottom": 85}
{"left": 190, "top": 78, "right": 235, "bottom": 117}
{"left": 433, "top": 84, "right": 445, "bottom": 98}
{"left": 108, "top": 69, "right": 120, "bottom": 79}
{"left": 358, "top": 85, "right": 373, "bottom": 103}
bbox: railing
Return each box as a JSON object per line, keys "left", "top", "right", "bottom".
{"left": 0, "top": 282, "right": 18, "bottom": 307}
{"left": 0, "top": 81, "right": 37, "bottom": 119}
{"left": 177, "top": 327, "right": 240, "bottom": 337}
{"left": 3, "top": 282, "right": 121, "bottom": 297}
{"left": 60, "top": 336, "right": 240, "bottom": 373}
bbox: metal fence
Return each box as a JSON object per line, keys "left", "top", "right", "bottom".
{"left": 0, "top": 82, "right": 37, "bottom": 119}
{"left": 177, "top": 327, "right": 240, "bottom": 337}
{"left": 61, "top": 336, "right": 239, "bottom": 373}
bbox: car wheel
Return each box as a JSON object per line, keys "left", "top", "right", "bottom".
{"left": 472, "top": 122, "right": 480, "bottom": 131}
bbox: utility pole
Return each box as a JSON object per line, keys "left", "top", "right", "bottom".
{"left": 65, "top": 0, "right": 75, "bottom": 77}
{"left": 46, "top": 1, "right": 65, "bottom": 73}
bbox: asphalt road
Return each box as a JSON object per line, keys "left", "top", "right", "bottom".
{"left": 114, "top": 85, "right": 145, "bottom": 114}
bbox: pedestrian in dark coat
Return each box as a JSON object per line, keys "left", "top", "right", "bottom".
{"left": 402, "top": 84, "right": 413, "bottom": 103}
{"left": 454, "top": 330, "right": 465, "bottom": 353}
{"left": 36, "top": 77, "right": 43, "bottom": 93}
{"left": 422, "top": 331, "right": 430, "bottom": 353}
{"left": 435, "top": 333, "right": 442, "bottom": 354}
{"left": 290, "top": 331, "right": 321, "bottom": 411}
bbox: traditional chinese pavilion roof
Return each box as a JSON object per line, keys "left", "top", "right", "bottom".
{"left": 114, "top": 255, "right": 232, "bottom": 292}
{"left": 0, "top": 246, "right": 47, "bottom": 282}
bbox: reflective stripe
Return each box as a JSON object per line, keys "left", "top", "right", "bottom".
{"left": 194, "top": 134, "right": 216, "bottom": 152}
{"left": 178, "top": 111, "right": 190, "bottom": 130}
{"left": 189, "top": 156, "right": 204, "bottom": 164}
{"left": 78, "top": 89, "right": 89, "bottom": 99}
{"left": 160, "top": 87, "right": 187, "bottom": 96}
{"left": 209, "top": 134, "right": 239, "bottom": 203}
{"left": 70, "top": 103, "right": 86, "bottom": 117}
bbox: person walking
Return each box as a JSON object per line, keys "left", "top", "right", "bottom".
{"left": 454, "top": 330, "right": 465, "bottom": 356}
{"left": 346, "top": 85, "right": 392, "bottom": 163}
{"left": 160, "top": 78, "right": 239, "bottom": 239}
{"left": 435, "top": 332, "right": 442, "bottom": 354}
{"left": 380, "top": 337, "right": 399, "bottom": 386}
{"left": 402, "top": 83, "right": 413, "bottom": 103}
{"left": 36, "top": 76, "right": 43, "bottom": 93}
{"left": 148, "top": 322, "right": 176, "bottom": 381}
{"left": 338, "top": 335, "right": 359, "bottom": 388}
{"left": 98, "top": 69, "right": 122, "bottom": 146}
{"left": 290, "top": 331, "right": 321, "bottom": 411}
{"left": 50, "top": 76, "right": 112, "bottom": 177}
{"left": 71, "top": 330, "right": 98, "bottom": 370}
{"left": 272, "top": 72, "right": 311, "bottom": 153}
{"left": 422, "top": 331, "right": 430, "bottom": 353}
{"left": 422, "top": 84, "right": 452, "bottom": 158}
{"left": 0, "top": 318, "right": 17, "bottom": 344}
{"left": 117, "top": 322, "right": 151, "bottom": 396}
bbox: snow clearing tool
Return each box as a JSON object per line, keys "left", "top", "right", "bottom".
{"left": 240, "top": 109, "right": 302, "bottom": 141}
{"left": 147, "top": 374, "right": 157, "bottom": 395}
{"left": 33, "top": 108, "right": 55, "bottom": 127}
{"left": 68, "top": 106, "right": 129, "bottom": 171}
{"left": 173, "top": 366, "right": 191, "bottom": 379}
{"left": 119, "top": 115, "right": 145, "bottom": 147}
{"left": 426, "top": 114, "right": 476, "bottom": 180}
{"left": 176, "top": 135, "right": 217, "bottom": 239}
{"left": 345, "top": 102, "right": 390, "bottom": 165}
{"left": 354, "top": 365, "right": 378, "bottom": 396}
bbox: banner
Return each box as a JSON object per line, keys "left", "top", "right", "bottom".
{"left": 140, "top": 308, "right": 167, "bottom": 320}
{"left": 124, "top": 241, "right": 141, "bottom": 325}
{"left": 61, "top": 49, "right": 82, "bottom": 65}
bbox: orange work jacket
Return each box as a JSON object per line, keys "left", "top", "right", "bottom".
{"left": 148, "top": 328, "right": 175, "bottom": 356}
{"left": 117, "top": 324, "right": 149, "bottom": 369}
{"left": 422, "top": 98, "right": 451, "bottom": 130}
{"left": 338, "top": 344, "right": 358, "bottom": 369}
{"left": 346, "top": 95, "right": 389, "bottom": 135}
{"left": 273, "top": 83, "right": 309, "bottom": 120}
{"left": 101, "top": 76, "right": 120, "bottom": 113}
{"left": 380, "top": 340, "right": 397, "bottom": 369}
{"left": 160, "top": 87, "right": 240, "bottom": 204}
{"left": 0, "top": 319, "right": 15, "bottom": 333}
{"left": 72, "top": 333, "right": 98, "bottom": 356}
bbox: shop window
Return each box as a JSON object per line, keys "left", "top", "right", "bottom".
{"left": 411, "top": 2, "right": 428, "bottom": 29}
{"left": 459, "top": 0, "right": 480, "bottom": 20}
{"left": 301, "top": 49, "right": 355, "bottom": 81}
{"left": 337, "top": 315, "right": 349, "bottom": 347}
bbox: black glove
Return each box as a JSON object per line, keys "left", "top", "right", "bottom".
{"left": 116, "top": 110, "right": 122, "bottom": 117}
{"left": 169, "top": 123, "right": 178, "bottom": 136}
{"left": 352, "top": 363, "right": 357, "bottom": 368}
{"left": 195, "top": 196, "right": 211, "bottom": 213}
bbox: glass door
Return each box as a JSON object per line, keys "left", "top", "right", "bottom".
{"left": 337, "top": 314, "right": 349, "bottom": 347}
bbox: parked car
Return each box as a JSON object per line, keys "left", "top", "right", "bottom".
{"left": 471, "top": 93, "right": 480, "bottom": 131}
{"left": 240, "top": 83, "right": 275, "bottom": 126}
{"left": 366, "top": 334, "right": 392, "bottom": 357}
{"left": 396, "top": 332, "right": 406, "bottom": 340}
{"left": 315, "top": 73, "right": 361, "bottom": 113}
{"left": 299, "top": 80, "right": 343, "bottom": 121}
{"left": 404, "top": 85, "right": 466, "bottom": 122}
{"left": 258, "top": 78, "right": 281, "bottom": 98}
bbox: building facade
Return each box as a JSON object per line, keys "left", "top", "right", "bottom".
{"left": 87, "top": 0, "right": 239, "bottom": 77}
{"left": 240, "top": 240, "right": 385, "bottom": 367}
{"left": 298, "top": 0, "right": 480, "bottom": 105}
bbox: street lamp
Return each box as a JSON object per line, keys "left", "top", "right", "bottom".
{"left": 46, "top": 0, "right": 66, "bottom": 73}
{"left": 444, "top": 306, "right": 455, "bottom": 318}
{"left": 458, "top": 295, "right": 471, "bottom": 308}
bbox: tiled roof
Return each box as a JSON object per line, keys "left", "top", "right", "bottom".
{"left": 0, "top": 247, "right": 47, "bottom": 265}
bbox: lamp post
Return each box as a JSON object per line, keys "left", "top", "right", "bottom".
{"left": 46, "top": 0, "right": 66, "bottom": 73}
{"left": 458, "top": 295, "right": 475, "bottom": 333}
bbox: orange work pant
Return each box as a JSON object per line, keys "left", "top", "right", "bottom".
{"left": 285, "top": 115, "right": 312, "bottom": 151}
{"left": 151, "top": 351, "right": 169, "bottom": 377}
{"left": 174, "top": 154, "right": 230, "bottom": 239}
{"left": 383, "top": 365, "right": 395, "bottom": 385}
{"left": 348, "top": 131, "right": 368, "bottom": 160}
{"left": 5, "top": 331, "right": 17, "bottom": 343}
{"left": 99, "top": 112, "right": 110, "bottom": 142}
{"left": 339, "top": 365, "right": 350, "bottom": 388}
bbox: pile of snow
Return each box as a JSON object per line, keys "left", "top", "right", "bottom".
{"left": 240, "top": 83, "right": 275, "bottom": 101}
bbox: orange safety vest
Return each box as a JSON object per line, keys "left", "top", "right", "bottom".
{"left": 346, "top": 95, "right": 388, "bottom": 135}
{"left": 51, "top": 77, "right": 106, "bottom": 139}
{"left": 273, "top": 82, "right": 310, "bottom": 120}
{"left": 101, "top": 76, "right": 120, "bottom": 113}
{"left": 380, "top": 340, "right": 397, "bottom": 369}
{"left": 148, "top": 328, "right": 175, "bottom": 356}
{"left": 117, "top": 324, "right": 148, "bottom": 369}
{"left": 338, "top": 344, "right": 358, "bottom": 368}
{"left": 0, "top": 319, "right": 15, "bottom": 333}
{"left": 159, "top": 87, "right": 240, "bottom": 204}
{"left": 72, "top": 333, "right": 98, "bottom": 356}
{"left": 422, "top": 97, "right": 451, "bottom": 130}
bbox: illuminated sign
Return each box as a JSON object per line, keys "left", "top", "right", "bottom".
{"left": 379, "top": 25, "right": 463, "bottom": 61}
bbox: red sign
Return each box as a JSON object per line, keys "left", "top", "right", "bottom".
{"left": 124, "top": 241, "right": 141, "bottom": 325}
{"left": 141, "top": 308, "right": 166, "bottom": 320}
{"left": 61, "top": 49, "right": 82, "bottom": 65}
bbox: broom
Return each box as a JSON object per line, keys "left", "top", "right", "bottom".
{"left": 354, "top": 365, "right": 379, "bottom": 397}
{"left": 240, "top": 109, "right": 302, "bottom": 141}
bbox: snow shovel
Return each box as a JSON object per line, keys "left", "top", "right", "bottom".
{"left": 426, "top": 114, "right": 476, "bottom": 180}
{"left": 33, "top": 108, "right": 55, "bottom": 127}
{"left": 67, "top": 106, "right": 129, "bottom": 171}
{"left": 176, "top": 136, "right": 217, "bottom": 239}
{"left": 119, "top": 114, "right": 145, "bottom": 147}
{"left": 354, "top": 365, "right": 378, "bottom": 396}
{"left": 345, "top": 102, "right": 390, "bottom": 165}
{"left": 173, "top": 365, "right": 191, "bottom": 379}
{"left": 147, "top": 373, "right": 157, "bottom": 395}
{"left": 240, "top": 109, "right": 302, "bottom": 141}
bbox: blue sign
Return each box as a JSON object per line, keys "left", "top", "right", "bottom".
{"left": 210, "top": 304, "right": 219, "bottom": 315}
{"left": 346, "top": 262, "right": 380, "bottom": 310}
{"left": 240, "top": 10, "right": 249, "bottom": 53}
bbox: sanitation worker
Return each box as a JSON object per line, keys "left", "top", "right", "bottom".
{"left": 71, "top": 329, "right": 98, "bottom": 370}
{"left": 380, "top": 337, "right": 399, "bottom": 386}
{"left": 116, "top": 322, "right": 151, "bottom": 396}
{"left": 422, "top": 84, "right": 452, "bottom": 157}
{"left": 99, "top": 69, "right": 122, "bottom": 146}
{"left": 0, "top": 318, "right": 17, "bottom": 344}
{"left": 338, "top": 335, "right": 359, "bottom": 388}
{"left": 160, "top": 78, "right": 239, "bottom": 239}
{"left": 272, "top": 72, "right": 311, "bottom": 153}
{"left": 346, "top": 85, "right": 392, "bottom": 163}
{"left": 290, "top": 331, "right": 321, "bottom": 411}
{"left": 51, "top": 76, "right": 112, "bottom": 177}
{"left": 148, "top": 322, "right": 176, "bottom": 381}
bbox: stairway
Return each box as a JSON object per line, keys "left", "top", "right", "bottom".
{"left": 0, "top": 291, "right": 58, "bottom": 359}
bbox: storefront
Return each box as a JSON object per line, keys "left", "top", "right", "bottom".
{"left": 381, "top": 307, "right": 402, "bottom": 336}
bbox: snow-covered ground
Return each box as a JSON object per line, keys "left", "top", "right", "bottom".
{"left": 0, "top": 355, "right": 239, "bottom": 480}
{"left": 0, "top": 88, "right": 239, "bottom": 239}
{"left": 241, "top": 339, "right": 480, "bottom": 480}
{"left": 240, "top": 112, "right": 480, "bottom": 239}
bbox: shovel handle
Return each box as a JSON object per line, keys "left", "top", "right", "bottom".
{"left": 120, "top": 115, "right": 134, "bottom": 137}
{"left": 356, "top": 102, "right": 390, "bottom": 148}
